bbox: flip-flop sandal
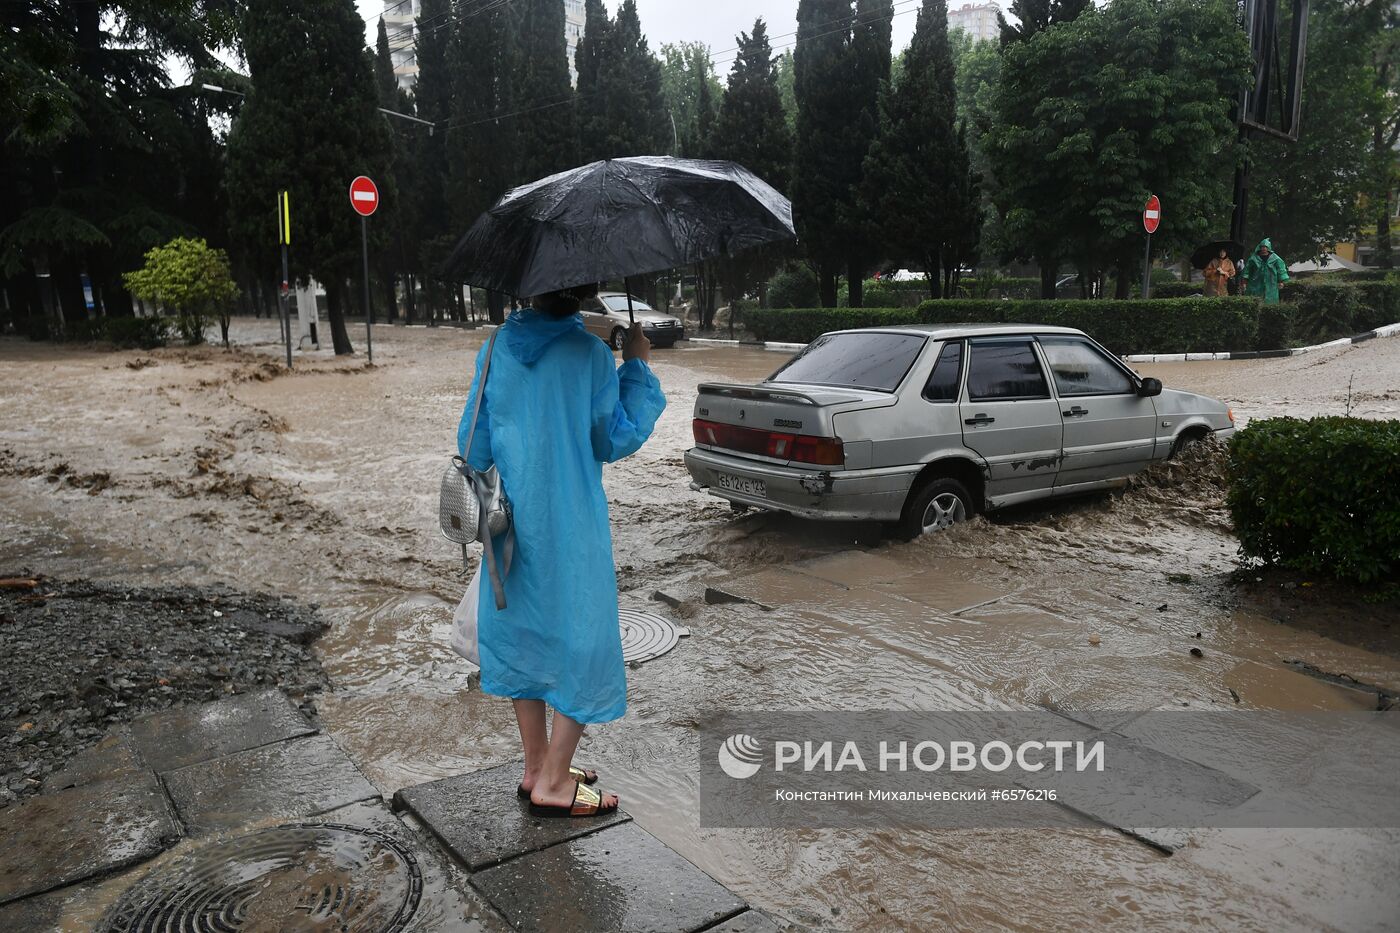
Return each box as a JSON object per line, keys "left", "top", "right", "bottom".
{"left": 528, "top": 781, "right": 619, "bottom": 818}
{"left": 515, "top": 766, "right": 598, "bottom": 799}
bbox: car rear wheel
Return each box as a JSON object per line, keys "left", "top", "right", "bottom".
{"left": 896, "top": 477, "right": 973, "bottom": 539}
{"left": 610, "top": 327, "right": 627, "bottom": 350}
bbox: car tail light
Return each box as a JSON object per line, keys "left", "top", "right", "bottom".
{"left": 693, "top": 419, "right": 843, "bottom": 466}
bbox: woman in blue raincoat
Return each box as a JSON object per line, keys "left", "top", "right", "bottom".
{"left": 1242, "top": 237, "right": 1290, "bottom": 304}
{"left": 459, "top": 285, "right": 665, "bottom": 817}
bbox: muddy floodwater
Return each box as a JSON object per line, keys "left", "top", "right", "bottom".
{"left": 2, "top": 320, "right": 1398, "bottom": 931}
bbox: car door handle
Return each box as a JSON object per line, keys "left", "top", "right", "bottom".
{"left": 964, "top": 414, "right": 995, "bottom": 426}
{"left": 1062, "top": 406, "right": 1089, "bottom": 418}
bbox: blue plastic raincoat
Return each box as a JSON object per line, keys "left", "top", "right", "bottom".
{"left": 457, "top": 309, "right": 666, "bottom": 724}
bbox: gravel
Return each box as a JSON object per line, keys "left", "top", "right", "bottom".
{"left": 0, "top": 575, "right": 328, "bottom": 808}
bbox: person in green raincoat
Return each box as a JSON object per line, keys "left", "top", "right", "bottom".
{"left": 1242, "top": 238, "right": 1290, "bottom": 304}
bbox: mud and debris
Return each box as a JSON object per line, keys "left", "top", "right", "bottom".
{"left": 0, "top": 576, "right": 326, "bottom": 809}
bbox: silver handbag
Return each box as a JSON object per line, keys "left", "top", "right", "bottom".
{"left": 440, "top": 330, "right": 514, "bottom": 609}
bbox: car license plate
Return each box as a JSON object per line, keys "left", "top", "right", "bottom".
{"left": 716, "top": 472, "right": 766, "bottom": 497}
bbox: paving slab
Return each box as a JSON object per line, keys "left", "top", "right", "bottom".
{"left": 162, "top": 733, "right": 379, "bottom": 835}
{"left": 393, "top": 762, "right": 629, "bottom": 872}
{"left": 41, "top": 729, "right": 144, "bottom": 793}
{"left": 0, "top": 770, "right": 180, "bottom": 905}
{"left": 470, "top": 821, "right": 746, "bottom": 933}
{"left": 127, "top": 687, "right": 317, "bottom": 772}
{"left": 706, "top": 908, "right": 787, "bottom": 931}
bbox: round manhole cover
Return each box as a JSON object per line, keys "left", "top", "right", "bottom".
{"left": 99, "top": 822, "right": 422, "bottom": 933}
{"left": 619, "top": 607, "right": 689, "bottom": 665}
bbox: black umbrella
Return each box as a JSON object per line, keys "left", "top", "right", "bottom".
{"left": 1190, "top": 239, "right": 1245, "bottom": 269}
{"left": 443, "top": 157, "right": 795, "bottom": 321}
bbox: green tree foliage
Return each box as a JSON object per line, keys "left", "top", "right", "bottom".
{"left": 660, "top": 42, "right": 722, "bottom": 157}
{"left": 793, "top": 0, "right": 893, "bottom": 307}
{"left": 774, "top": 51, "right": 798, "bottom": 133}
{"left": 123, "top": 237, "right": 238, "bottom": 346}
{"left": 577, "top": 0, "right": 667, "bottom": 162}
{"left": 1247, "top": 0, "right": 1387, "bottom": 262}
{"left": 226, "top": 0, "right": 394, "bottom": 354}
{"left": 0, "top": 0, "right": 237, "bottom": 333}
{"left": 998, "top": 0, "right": 1090, "bottom": 44}
{"left": 709, "top": 19, "right": 795, "bottom": 317}
{"left": 1367, "top": 0, "right": 1399, "bottom": 268}
{"left": 513, "top": 0, "right": 577, "bottom": 182}
{"left": 987, "top": 0, "right": 1251, "bottom": 297}
{"left": 862, "top": 0, "right": 979, "bottom": 298}
{"left": 950, "top": 29, "right": 1002, "bottom": 256}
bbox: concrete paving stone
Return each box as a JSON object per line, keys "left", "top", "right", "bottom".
{"left": 126, "top": 687, "right": 317, "bottom": 772}
{"left": 0, "top": 770, "right": 180, "bottom": 905}
{"left": 162, "top": 733, "right": 379, "bottom": 835}
{"left": 470, "top": 821, "right": 746, "bottom": 933}
{"left": 41, "top": 728, "right": 143, "bottom": 793}
{"left": 706, "top": 908, "right": 787, "bottom": 931}
{"left": 393, "top": 761, "right": 629, "bottom": 872}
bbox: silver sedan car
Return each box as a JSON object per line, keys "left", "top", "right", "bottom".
{"left": 684, "top": 324, "right": 1235, "bottom": 537}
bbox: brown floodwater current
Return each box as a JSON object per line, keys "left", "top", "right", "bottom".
{"left": 2, "top": 320, "right": 1398, "bottom": 931}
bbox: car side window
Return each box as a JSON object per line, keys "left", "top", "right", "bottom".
{"left": 580, "top": 297, "right": 606, "bottom": 314}
{"left": 922, "top": 340, "right": 963, "bottom": 402}
{"left": 1038, "top": 336, "right": 1135, "bottom": 396}
{"left": 966, "top": 340, "right": 1050, "bottom": 400}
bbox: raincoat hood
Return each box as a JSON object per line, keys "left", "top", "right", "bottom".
{"left": 503, "top": 309, "right": 585, "bottom": 365}
{"left": 1255, "top": 237, "right": 1273, "bottom": 253}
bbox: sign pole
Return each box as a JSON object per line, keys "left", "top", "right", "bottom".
{"left": 348, "top": 175, "right": 380, "bottom": 364}
{"left": 361, "top": 214, "right": 373, "bottom": 364}
{"left": 1141, "top": 194, "right": 1161, "bottom": 300}
{"left": 278, "top": 190, "right": 292, "bottom": 368}
{"left": 1142, "top": 233, "right": 1152, "bottom": 300}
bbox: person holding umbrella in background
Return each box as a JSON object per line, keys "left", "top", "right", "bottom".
{"left": 1242, "top": 238, "right": 1290, "bottom": 304}
{"left": 1202, "top": 248, "right": 1235, "bottom": 297}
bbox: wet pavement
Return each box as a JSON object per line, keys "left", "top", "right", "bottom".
{"left": 2, "top": 320, "right": 1399, "bottom": 929}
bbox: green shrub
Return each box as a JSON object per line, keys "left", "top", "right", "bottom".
{"left": 1281, "top": 280, "right": 1362, "bottom": 341}
{"left": 1151, "top": 281, "right": 1205, "bottom": 299}
{"left": 766, "top": 267, "right": 820, "bottom": 309}
{"left": 742, "top": 297, "right": 1264, "bottom": 354}
{"left": 1257, "top": 304, "right": 1294, "bottom": 350}
{"left": 918, "top": 297, "right": 1261, "bottom": 355}
{"left": 1227, "top": 417, "right": 1400, "bottom": 584}
{"left": 1352, "top": 278, "right": 1400, "bottom": 330}
{"left": 61, "top": 315, "right": 173, "bottom": 349}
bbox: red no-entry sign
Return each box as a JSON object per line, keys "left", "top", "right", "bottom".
{"left": 1143, "top": 195, "right": 1161, "bottom": 234}
{"left": 349, "top": 176, "right": 379, "bottom": 217}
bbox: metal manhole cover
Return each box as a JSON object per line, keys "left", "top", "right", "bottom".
{"left": 619, "top": 607, "right": 689, "bottom": 665}
{"left": 98, "top": 822, "right": 423, "bottom": 933}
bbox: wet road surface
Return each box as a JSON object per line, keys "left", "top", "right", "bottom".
{"left": 2, "top": 320, "right": 1398, "bottom": 930}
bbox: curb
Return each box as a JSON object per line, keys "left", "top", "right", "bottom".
{"left": 682, "top": 337, "right": 804, "bottom": 353}
{"left": 1121, "top": 321, "right": 1400, "bottom": 363}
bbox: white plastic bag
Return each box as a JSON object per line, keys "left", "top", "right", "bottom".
{"left": 450, "top": 566, "right": 481, "bottom": 666}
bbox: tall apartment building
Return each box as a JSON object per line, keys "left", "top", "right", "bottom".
{"left": 947, "top": 2, "right": 1001, "bottom": 43}
{"left": 381, "top": 0, "right": 587, "bottom": 92}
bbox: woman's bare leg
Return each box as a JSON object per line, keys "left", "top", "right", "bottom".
{"left": 530, "top": 710, "right": 617, "bottom": 809}
{"left": 514, "top": 699, "right": 548, "bottom": 793}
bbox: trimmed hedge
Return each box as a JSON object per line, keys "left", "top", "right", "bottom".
{"left": 1227, "top": 417, "right": 1400, "bottom": 584}
{"left": 1279, "top": 277, "right": 1400, "bottom": 341}
{"left": 64, "top": 315, "right": 174, "bottom": 349}
{"left": 742, "top": 297, "right": 1263, "bottom": 355}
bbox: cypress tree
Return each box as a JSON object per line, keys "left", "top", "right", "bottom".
{"left": 792, "top": 0, "right": 856, "bottom": 307}
{"left": 226, "top": 0, "right": 393, "bottom": 354}
{"left": 686, "top": 71, "right": 717, "bottom": 159}
{"left": 792, "top": 1, "right": 890, "bottom": 307}
{"left": 861, "top": 0, "right": 977, "bottom": 298}
{"left": 711, "top": 20, "right": 792, "bottom": 190}
{"left": 512, "top": 0, "right": 576, "bottom": 183}
{"left": 586, "top": 0, "right": 666, "bottom": 160}
{"left": 575, "top": 0, "right": 611, "bottom": 163}
{"left": 375, "top": 18, "right": 397, "bottom": 104}
{"left": 845, "top": 0, "right": 893, "bottom": 307}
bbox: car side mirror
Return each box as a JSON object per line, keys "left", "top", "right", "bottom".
{"left": 1137, "top": 377, "right": 1163, "bottom": 397}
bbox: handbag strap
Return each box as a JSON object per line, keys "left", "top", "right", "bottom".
{"left": 462, "top": 329, "right": 499, "bottom": 461}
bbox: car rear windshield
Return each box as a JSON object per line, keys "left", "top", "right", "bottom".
{"left": 768, "top": 332, "right": 926, "bottom": 392}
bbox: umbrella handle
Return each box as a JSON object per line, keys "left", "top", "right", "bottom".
{"left": 627, "top": 290, "right": 635, "bottom": 324}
